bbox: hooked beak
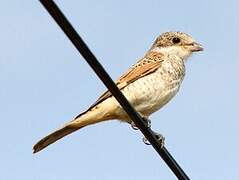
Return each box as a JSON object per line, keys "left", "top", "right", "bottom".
{"left": 186, "top": 42, "right": 203, "bottom": 52}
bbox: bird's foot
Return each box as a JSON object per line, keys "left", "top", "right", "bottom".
{"left": 143, "top": 117, "right": 151, "bottom": 128}
{"left": 143, "top": 132, "right": 165, "bottom": 148}
{"left": 130, "top": 117, "right": 151, "bottom": 130}
{"left": 131, "top": 121, "right": 139, "bottom": 130}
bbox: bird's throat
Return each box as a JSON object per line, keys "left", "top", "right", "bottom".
{"left": 153, "top": 46, "right": 191, "bottom": 62}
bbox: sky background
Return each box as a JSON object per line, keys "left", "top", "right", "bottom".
{"left": 0, "top": 0, "right": 239, "bottom": 180}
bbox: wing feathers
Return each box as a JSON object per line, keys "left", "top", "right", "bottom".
{"left": 77, "top": 51, "right": 164, "bottom": 115}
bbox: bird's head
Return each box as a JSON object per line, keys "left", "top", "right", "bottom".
{"left": 151, "top": 31, "right": 203, "bottom": 60}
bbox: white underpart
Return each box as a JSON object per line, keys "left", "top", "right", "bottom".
{"left": 110, "top": 46, "right": 191, "bottom": 121}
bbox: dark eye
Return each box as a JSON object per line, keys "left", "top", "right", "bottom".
{"left": 172, "top": 37, "right": 181, "bottom": 44}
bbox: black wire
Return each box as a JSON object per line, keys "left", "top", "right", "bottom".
{"left": 39, "top": 1, "right": 190, "bottom": 179}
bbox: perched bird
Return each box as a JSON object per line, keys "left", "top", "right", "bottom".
{"left": 33, "top": 31, "right": 203, "bottom": 153}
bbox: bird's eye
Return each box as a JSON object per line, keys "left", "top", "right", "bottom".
{"left": 172, "top": 37, "right": 181, "bottom": 44}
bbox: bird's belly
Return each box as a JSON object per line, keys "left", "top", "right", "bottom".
{"left": 121, "top": 73, "right": 181, "bottom": 117}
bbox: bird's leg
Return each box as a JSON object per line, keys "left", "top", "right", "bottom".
{"left": 143, "top": 117, "right": 151, "bottom": 128}
{"left": 129, "top": 116, "right": 164, "bottom": 147}
{"left": 130, "top": 116, "right": 151, "bottom": 130}
{"left": 143, "top": 131, "right": 165, "bottom": 148}
{"left": 131, "top": 121, "right": 139, "bottom": 130}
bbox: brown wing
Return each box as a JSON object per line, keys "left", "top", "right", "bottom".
{"left": 74, "top": 51, "right": 164, "bottom": 119}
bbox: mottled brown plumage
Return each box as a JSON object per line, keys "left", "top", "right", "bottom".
{"left": 33, "top": 31, "right": 203, "bottom": 153}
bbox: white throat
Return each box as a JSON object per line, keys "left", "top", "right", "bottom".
{"left": 153, "top": 46, "right": 192, "bottom": 62}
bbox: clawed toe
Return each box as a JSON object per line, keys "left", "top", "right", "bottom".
{"left": 142, "top": 132, "right": 165, "bottom": 148}
{"left": 130, "top": 117, "right": 151, "bottom": 130}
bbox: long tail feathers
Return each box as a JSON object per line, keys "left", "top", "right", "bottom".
{"left": 33, "top": 125, "right": 81, "bottom": 154}
{"left": 33, "top": 112, "right": 93, "bottom": 153}
{"left": 33, "top": 106, "right": 114, "bottom": 153}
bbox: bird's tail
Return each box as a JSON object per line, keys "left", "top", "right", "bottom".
{"left": 33, "top": 106, "right": 114, "bottom": 154}
{"left": 33, "top": 125, "right": 80, "bottom": 154}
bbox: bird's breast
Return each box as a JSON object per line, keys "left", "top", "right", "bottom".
{"left": 119, "top": 56, "right": 185, "bottom": 117}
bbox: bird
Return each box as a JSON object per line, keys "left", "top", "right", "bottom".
{"left": 33, "top": 31, "right": 203, "bottom": 153}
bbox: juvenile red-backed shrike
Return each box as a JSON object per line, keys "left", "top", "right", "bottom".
{"left": 33, "top": 31, "right": 203, "bottom": 153}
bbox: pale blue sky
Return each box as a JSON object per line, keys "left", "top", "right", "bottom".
{"left": 0, "top": 1, "right": 239, "bottom": 179}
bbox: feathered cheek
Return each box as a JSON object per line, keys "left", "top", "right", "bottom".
{"left": 176, "top": 47, "right": 191, "bottom": 59}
